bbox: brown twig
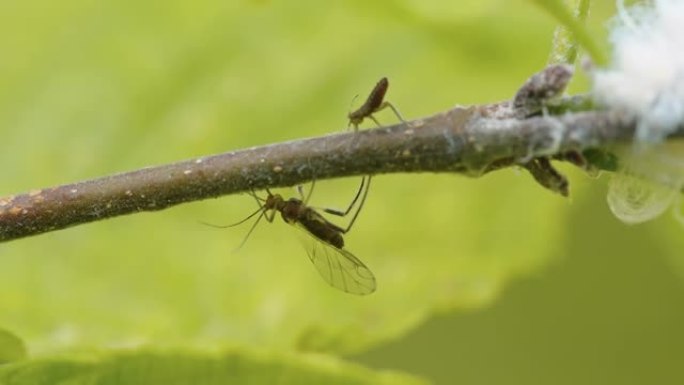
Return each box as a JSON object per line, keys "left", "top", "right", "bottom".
{"left": 0, "top": 66, "right": 661, "bottom": 243}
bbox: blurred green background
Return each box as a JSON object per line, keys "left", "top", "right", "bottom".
{"left": 2, "top": 0, "right": 683, "bottom": 384}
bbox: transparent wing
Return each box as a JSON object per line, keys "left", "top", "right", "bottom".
{"left": 304, "top": 237, "right": 376, "bottom": 295}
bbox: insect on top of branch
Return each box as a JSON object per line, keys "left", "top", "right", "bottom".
{"left": 347, "top": 77, "right": 405, "bottom": 130}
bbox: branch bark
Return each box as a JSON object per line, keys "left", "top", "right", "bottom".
{"left": 0, "top": 66, "right": 663, "bottom": 243}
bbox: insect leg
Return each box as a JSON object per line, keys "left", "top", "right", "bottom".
{"left": 364, "top": 101, "right": 405, "bottom": 128}
{"left": 377, "top": 101, "right": 406, "bottom": 123}
{"left": 317, "top": 176, "right": 371, "bottom": 233}
{"left": 347, "top": 95, "right": 361, "bottom": 131}
{"left": 264, "top": 207, "right": 278, "bottom": 223}
{"left": 319, "top": 176, "right": 366, "bottom": 217}
{"left": 247, "top": 189, "right": 265, "bottom": 207}
{"left": 297, "top": 180, "right": 316, "bottom": 205}
{"left": 339, "top": 175, "right": 370, "bottom": 233}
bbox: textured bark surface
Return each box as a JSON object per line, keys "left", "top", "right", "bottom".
{"left": 0, "top": 66, "right": 667, "bottom": 242}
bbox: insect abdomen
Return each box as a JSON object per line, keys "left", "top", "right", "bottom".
{"left": 348, "top": 77, "right": 389, "bottom": 123}
{"left": 300, "top": 217, "right": 345, "bottom": 249}
{"left": 366, "top": 77, "right": 389, "bottom": 111}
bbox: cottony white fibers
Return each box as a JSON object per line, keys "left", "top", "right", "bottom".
{"left": 594, "top": 0, "right": 684, "bottom": 142}
{"left": 594, "top": 0, "right": 684, "bottom": 225}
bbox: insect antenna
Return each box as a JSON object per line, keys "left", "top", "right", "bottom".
{"left": 201, "top": 189, "right": 272, "bottom": 251}
{"left": 347, "top": 94, "right": 360, "bottom": 129}
{"left": 200, "top": 205, "right": 268, "bottom": 251}
{"left": 232, "top": 209, "right": 267, "bottom": 252}
{"left": 199, "top": 204, "right": 265, "bottom": 229}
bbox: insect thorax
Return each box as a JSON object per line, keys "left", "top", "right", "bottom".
{"left": 279, "top": 199, "right": 303, "bottom": 223}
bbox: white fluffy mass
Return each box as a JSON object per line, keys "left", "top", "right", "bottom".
{"left": 593, "top": 0, "right": 684, "bottom": 225}
{"left": 594, "top": 0, "right": 684, "bottom": 142}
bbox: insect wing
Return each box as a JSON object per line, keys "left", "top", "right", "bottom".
{"left": 304, "top": 236, "right": 376, "bottom": 295}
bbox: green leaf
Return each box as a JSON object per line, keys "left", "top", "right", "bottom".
{"left": 0, "top": 349, "right": 427, "bottom": 385}
{"left": 531, "top": 0, "right": 607, "bottom": 65}
{"left": 583, "top": 148, "right": 619, "bottom": 172}
{"left": 547, "top": 0, "right": 591, "bottom": 64}
{"left": 0, "top": 328, "right": 27, "bottom": 364}
{"left": 0, "top": 0, "right": 614, "bottom": 360}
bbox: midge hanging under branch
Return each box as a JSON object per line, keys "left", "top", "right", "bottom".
{"left": 0, "top": 65, "right": 652, "bottom": 243}
{"left": 347, "top": 77, "right": 405, "bottom": 129}
{"left": 204, "top": 178, "right": 376, "bottom": 295}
